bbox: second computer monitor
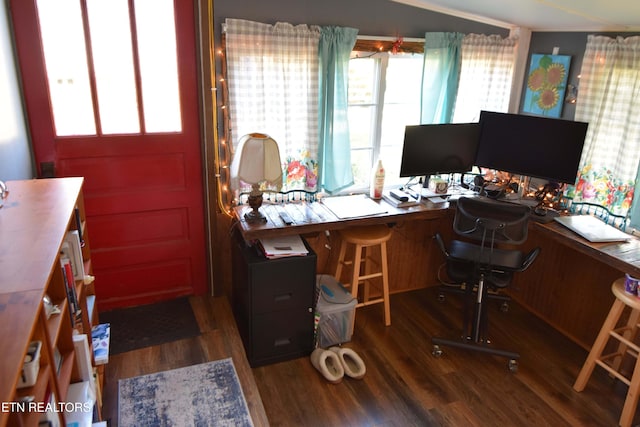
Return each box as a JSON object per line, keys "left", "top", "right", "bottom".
{"left": 399, "top": 123, "right": 481, "bottom": 179}
{"left": 476, "top": 111, "right": 588, "bottom": 184}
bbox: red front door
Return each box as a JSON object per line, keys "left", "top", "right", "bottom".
{"left": 10, "top": 0, "right": 208, "bottom": 310}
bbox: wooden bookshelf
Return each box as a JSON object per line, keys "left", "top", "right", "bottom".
{"left": 0, "top": 178, "right": 102, "bottom": 427}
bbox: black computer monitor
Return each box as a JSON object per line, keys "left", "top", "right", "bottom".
{"left": 399, "top": 123, "right": 481, "bottom": 180}
{"left": 475, "top": 111, "right": 588, "bottom": 184}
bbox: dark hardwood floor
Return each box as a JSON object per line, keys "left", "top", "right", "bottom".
{"left": 102, "top": 287, "right": 635, "bottom": 426}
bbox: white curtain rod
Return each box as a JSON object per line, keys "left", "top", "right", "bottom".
{"left": 357, "top": 35, "right": 424, "bottom": 42}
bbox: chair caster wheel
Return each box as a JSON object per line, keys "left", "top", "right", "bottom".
{"left": 500, "top": 302, "right": 509, "bottom": 312}
{"left": 437, "top": 293, "right": 445, "bottom": 302}
{"left": 508, "top": 359, "right": 518, "bottom": 373}
{"left": 432, "top": 345, "right": 443, "bottom": 358}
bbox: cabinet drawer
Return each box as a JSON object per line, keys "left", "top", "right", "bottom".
{"left": 249, "top": 252, "right": 316, "bottom": 314}
{"left": 251, "top": 309, "right": 313, "bottom": 365}
{"left": 252, "top": 277, "right": 314, "bottom": 314}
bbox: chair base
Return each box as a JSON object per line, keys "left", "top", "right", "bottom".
{"left": 431, "top": 336, "right": 520, "bottom": 372}
{"left": 432, "top": 279, "right": 520, "bottom": 372}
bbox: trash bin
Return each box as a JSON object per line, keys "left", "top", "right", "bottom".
{"left": 314, "top": 274, "right": 357, "bottom": 348}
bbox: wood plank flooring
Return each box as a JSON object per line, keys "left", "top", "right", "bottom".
{"left": 102, "top": 287, "right": 636, "bottom": 426}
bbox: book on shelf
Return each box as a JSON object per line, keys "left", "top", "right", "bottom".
{"left": 257, "top": 234, "right": 309, "bottom": 259}
{"left": 74, "top": 206, "right": 85, "bottom": 247}
{"left": 53, "top": 346, "right": 62, "bottom": 375}
{"left": 61, "top": 230, "right": 85, "bottom": 281}
{"left": 60, "top": 256, "right": 79, "bottom": 327}
{"left": 91, "top": 323, "right": 110, "bottom": 365}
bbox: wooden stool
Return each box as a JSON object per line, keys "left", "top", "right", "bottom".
{"left": 573, "top": 277, "right": 640, "bottom": 427}
{"left": 334, "top": 225, "right": 392, "bottom": 326}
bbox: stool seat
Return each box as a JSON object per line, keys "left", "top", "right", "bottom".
{"left": 335, "top": 224, "right": 392, "bottom": 326}
{"left": 612, "top": 280, "right": 640, "bottom": 310}
{"left": 574, "top": 277, "right": 640, "bottom": 427}
{"left": 340, "top": 225, "right": 393, "bottom": 245}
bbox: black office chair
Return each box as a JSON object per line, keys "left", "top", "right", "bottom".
{"left": 432, "top": 196, "right": 540, "bottom": 372}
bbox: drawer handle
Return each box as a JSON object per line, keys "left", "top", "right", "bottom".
{"left": 274, "top": 293, "right": 292, "bottom": 302}
{"left": 274, "top": 338, "right": 291, "bottom": 347}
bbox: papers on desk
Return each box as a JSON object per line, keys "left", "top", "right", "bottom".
{"left": 321, "top": 194, "right": 388, "bottom": 219}
{"left": 258, "top": 234, "right": 309, "bottom": 259}
{"left": 554, "top": 215, "right": 631, "bottom": 243}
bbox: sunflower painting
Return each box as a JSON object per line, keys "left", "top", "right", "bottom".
{"left": 523, "top": 54, "right": 571, "bottom": 118}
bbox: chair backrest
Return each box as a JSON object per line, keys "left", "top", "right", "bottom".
{"left": 454, "top": 197, "right": 531, "bottom": 245}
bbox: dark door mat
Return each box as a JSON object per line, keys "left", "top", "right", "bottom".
{"left": 99, "top": 297, "right": 201, "bottom": 355}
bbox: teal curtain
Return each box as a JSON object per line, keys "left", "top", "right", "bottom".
{"left": 420, "top": 32, "right": 464, "bottom": 124}
{"left": 318, "top": 26, "right": 358, "bottom": 193}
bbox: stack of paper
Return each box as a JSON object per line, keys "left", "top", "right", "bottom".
{"left": 258, "top": 234, "right": 309, "bottom": 259}
{"left": 321, "top": 194, "right": 388, "bottom": 219}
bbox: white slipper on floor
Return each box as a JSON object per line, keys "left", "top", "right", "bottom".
{"left": 329, "top": 347, "right": 366, "bottom": 379}
{"left": 310, "top": 348, "right": 344, "bottom": 384}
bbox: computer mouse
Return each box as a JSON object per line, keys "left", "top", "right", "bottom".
{"left": 534, "top": 206, "right": 547, "bottom": 216}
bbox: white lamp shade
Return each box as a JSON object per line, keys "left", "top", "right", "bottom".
{"left": 231, "top": 133, "right": 283, "bottom": 190}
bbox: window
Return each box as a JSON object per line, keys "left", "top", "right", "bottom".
{"left": 224, "top": 27, "right": 516, "bottom": 198}
{"left": 35, "top": 0, "right": 181, "bottom": 136}
{"left": 347, "top": 52, "right": 424, "bottom": 190}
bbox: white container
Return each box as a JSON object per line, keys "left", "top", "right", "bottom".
{"left": 315, "top": 275, "right": 357, "bottom": 348}
{"left": 17, "top": 340, "right": 41, "bottom": 389}
{"left": 369, "top": 160, "right": 385, "bottom": 200}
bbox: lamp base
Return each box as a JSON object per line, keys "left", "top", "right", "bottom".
{"left": 244, "top": 208, "right": 267, "bottom": 224}
{"left": 245, "top": 192, "right": 266, "bottom": 223}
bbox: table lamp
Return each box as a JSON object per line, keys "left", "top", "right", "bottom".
{"left": 231, "top": 133, "right": 283, "bottom": 223}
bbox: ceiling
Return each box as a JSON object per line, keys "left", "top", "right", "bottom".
{"left": 391, "top": 0, "right": 640, "bottom": 32}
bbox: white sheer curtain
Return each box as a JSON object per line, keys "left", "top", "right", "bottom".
{"left": 571, "top": 35, "right": 640, "bottom": 216}
{"left": 452, "top": 34, "right": 517, "bottom": 122}
{"left": 224, "top": 19, "right": 321, "bottom": 191}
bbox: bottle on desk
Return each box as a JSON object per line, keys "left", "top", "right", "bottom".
{"left": 370, "top": 160, "right": 385, "bottom": 200}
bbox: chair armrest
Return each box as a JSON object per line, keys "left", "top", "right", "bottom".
{"left": 433, "top": 233, "right": 449, "bottom": 258}
{"left": 519, "top": 247, "right": 541, "bottom": 271}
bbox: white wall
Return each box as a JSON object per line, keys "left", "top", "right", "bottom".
{"left": 0, "top": 3, "right": 33, "bottom": 180}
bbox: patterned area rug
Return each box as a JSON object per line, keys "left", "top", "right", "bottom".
{"left": 100, "top": 297, "right": 200, "bottom": 354}
{"left": 119, "top": 358, "right": 253, "bottom": 427}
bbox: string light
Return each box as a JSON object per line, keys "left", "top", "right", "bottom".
{"left": 213, "top": 40, "right": 234, "bottom": 214}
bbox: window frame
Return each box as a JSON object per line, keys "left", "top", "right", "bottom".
{"left": 347, "top": 49, "right": 425, "bottom": 192}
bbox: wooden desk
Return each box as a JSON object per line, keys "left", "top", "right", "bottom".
{"left": 233, "top": 195, "right": 640, "bottom": 350}
{"left": 232, "top": 196, "right": 454, "bottom": 297}
{"left": 232, "top": 197, "right": 450, "bottom": 241}
{"left": 533, "top": 220, "right": 640, "bottom": 277}
{"left": 510, "top": 220, "right": 640, "bottom": 350}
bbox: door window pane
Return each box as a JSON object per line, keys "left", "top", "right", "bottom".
{"left": 36, "top": 0, "right": 96, "bottom": 136}
{"left": 87, "top": 0, "right": 140, "bottom": 134}
{"left": 134, "top": 0, "right": 182, "bottom": 133}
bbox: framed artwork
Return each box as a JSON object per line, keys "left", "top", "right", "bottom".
{"left": 523, "top": 53, "right": 571, "bottom": 118}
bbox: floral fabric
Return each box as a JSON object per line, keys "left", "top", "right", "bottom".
{"left": 567, "top": 164, "right": 634, "bottom": 215}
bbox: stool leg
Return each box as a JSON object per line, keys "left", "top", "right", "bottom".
{"left": 363, "top": 246, "right": 371, "bottom": 303}
{"left": 380, "top": 241, "right": 391, "bottom": 326}
{"left": 612, "top": 308, "right": 640, "bottom": 375}
{"left": 350, "top": 244, "right": 363, "bottom": 303}
{"left": 335, "top": 240, "right": 348, "bottom": 284}
{"left": 620, "top": 349, "right": 640, "bottom": 427}
{"left": 574, "top": 299, "right": 626, "bottom": 391}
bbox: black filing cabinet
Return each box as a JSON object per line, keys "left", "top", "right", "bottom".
{"left": 231, "top": 231, "right": 316, "bottom": 367}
